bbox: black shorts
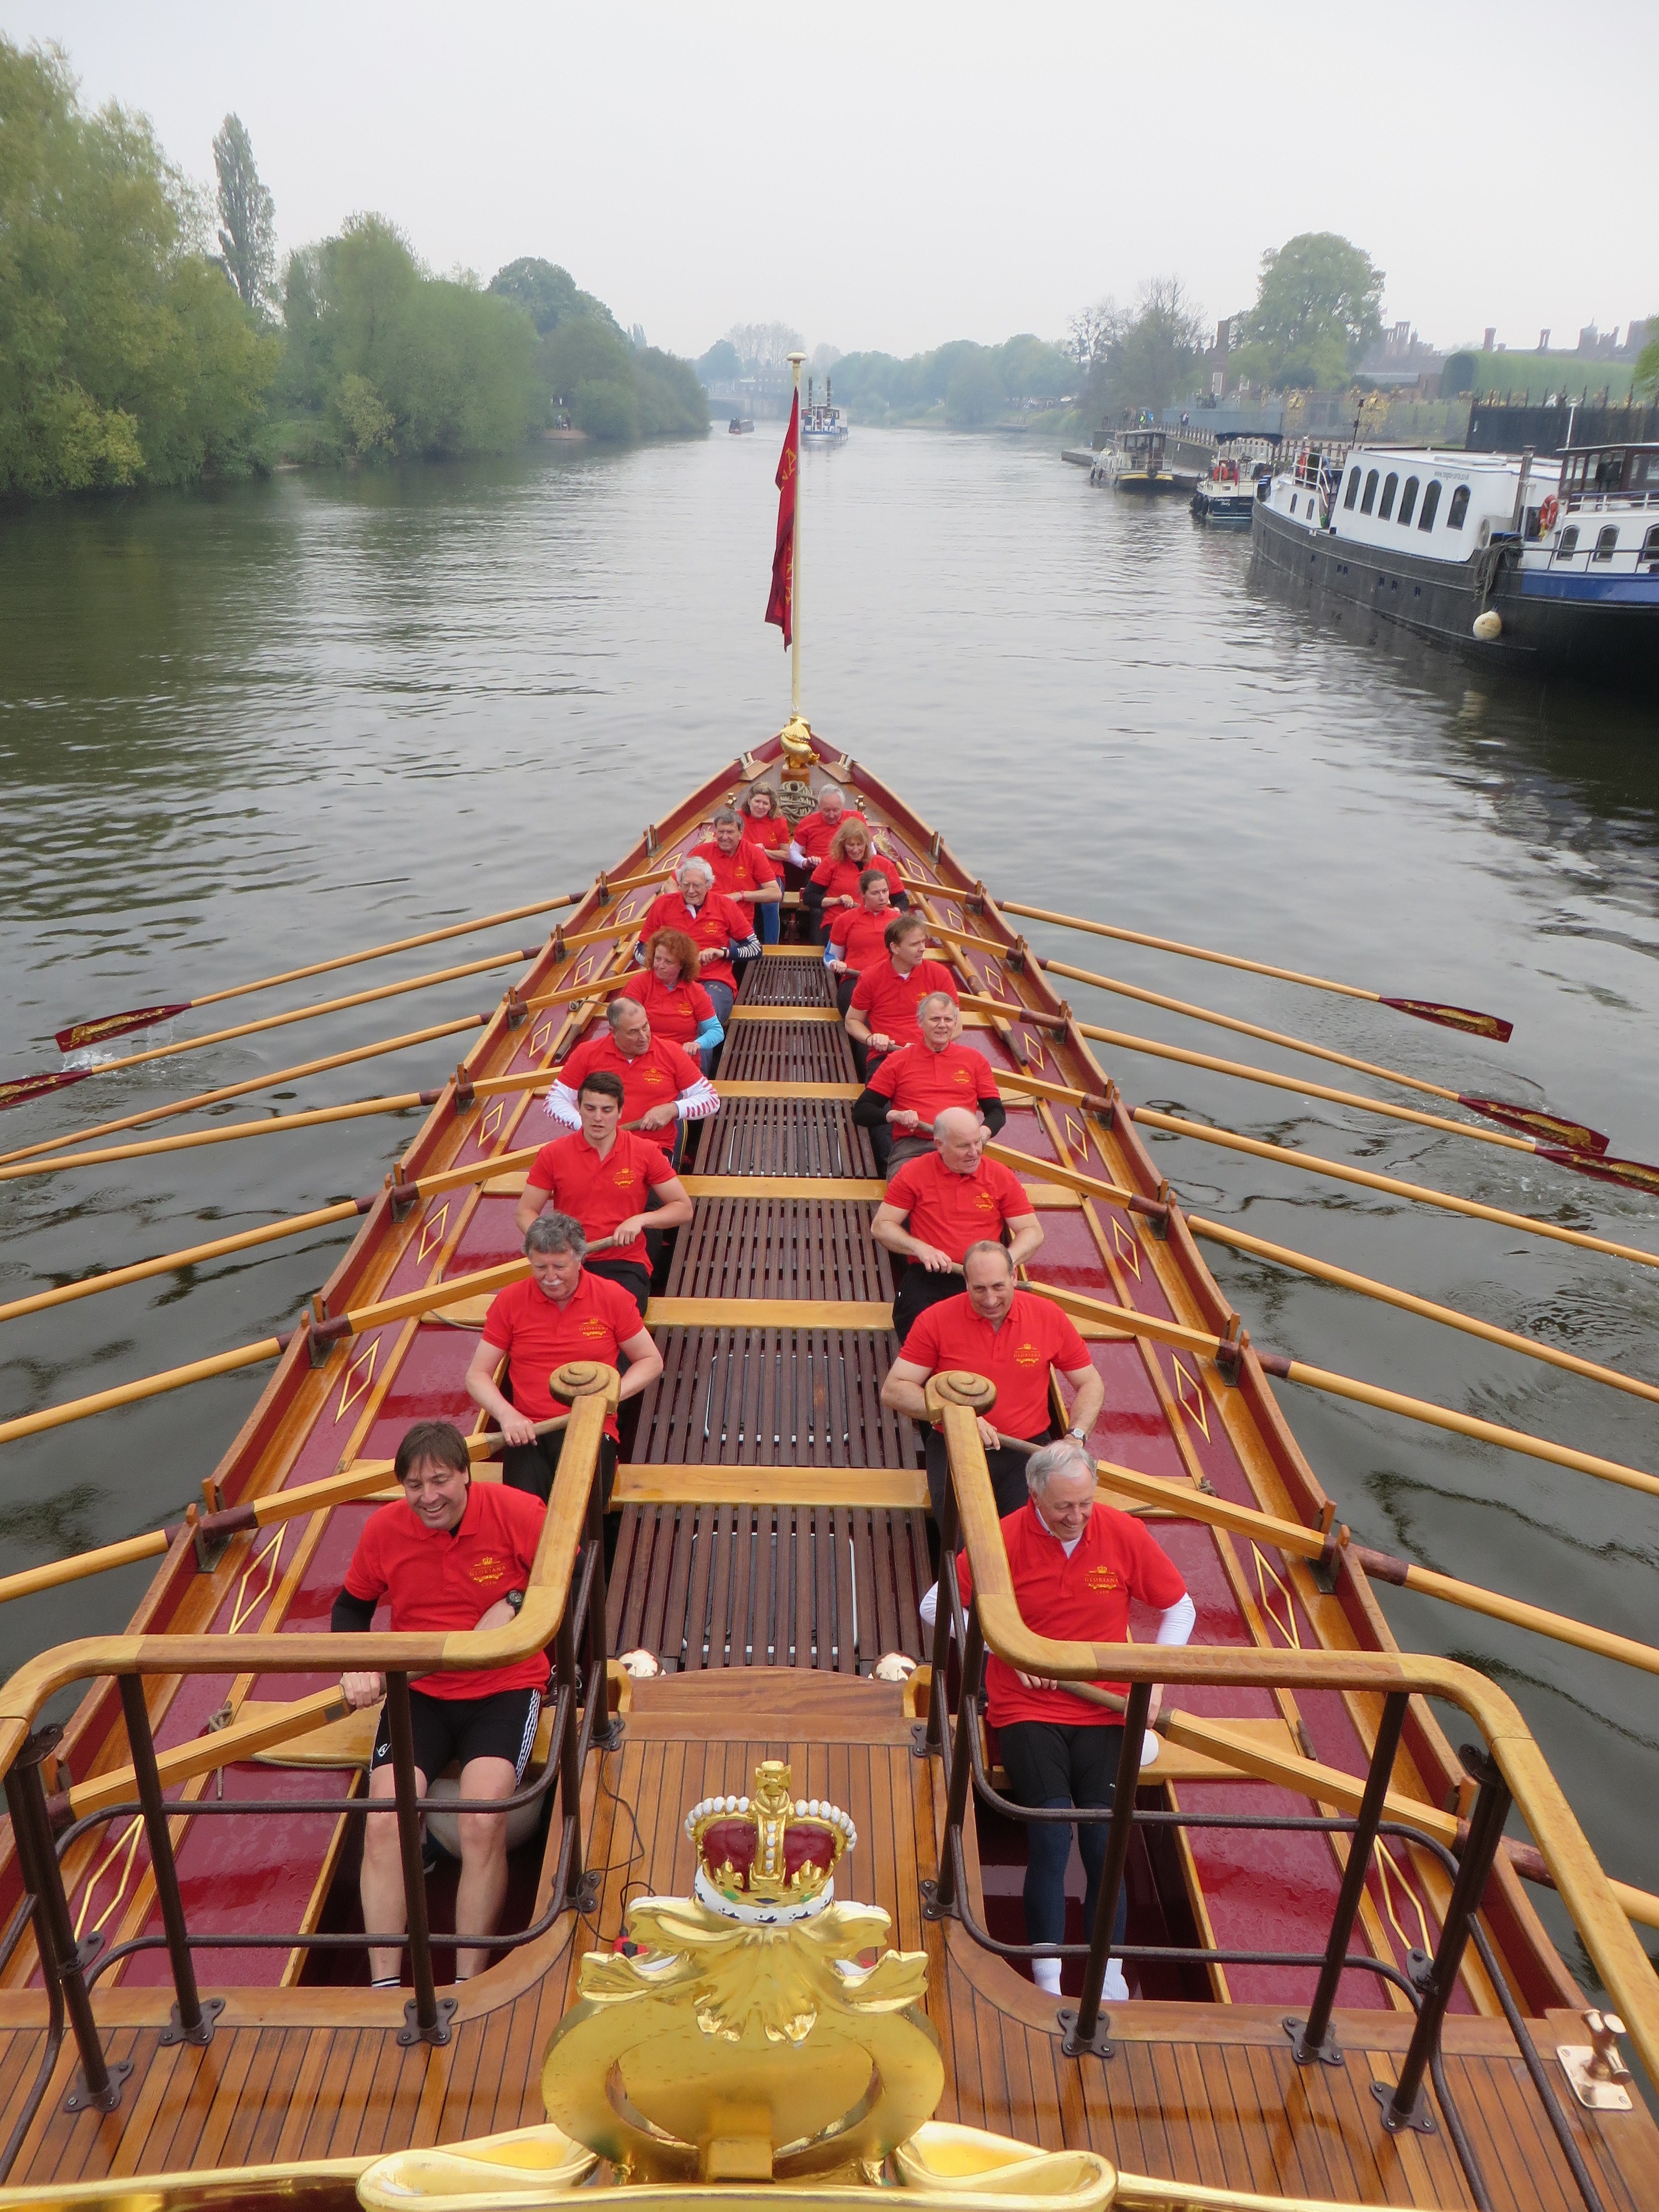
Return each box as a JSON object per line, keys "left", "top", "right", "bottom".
{"left": 997, "top": 1718, "right": 1125, "bottom": 1809}
{"left": 583, "top": 1256, "right": 651, "bottom": 1316}
{"left": 371, "top": 1684, "right": 542, "bottom": 1783}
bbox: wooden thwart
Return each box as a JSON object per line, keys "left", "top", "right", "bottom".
{"left": 613, "top": 1464, "right": 927, "bottom": 1508}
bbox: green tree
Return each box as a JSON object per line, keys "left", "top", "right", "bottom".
{"left": 997, "top": 333, "right": 1072, "bottom": 400}
{"left": 488, "top": 256, "right": 621, "bottom": 337}
{"left": 212, "top": 112, "right": 275, "bottom": 317}
{"left": 696, "top": 338, "right": 741, "bottom": 382}
{"left": 0, "top": 40, "right": 278, "bottom": 497}
{"left": 1634, "top": 319, "right": 1659, "bottom": 401}
{"left": 1235, "top": 231, "right": 1384, "bottom": 390}
{"left": 1080, "top": 279, "right": 1206, "bottom": 419}
{"left": 1441, "top": 351, "right": 1477, "bottom": 398}
{"left": 945, "top": 352, "right": 1004, "bottom": 425}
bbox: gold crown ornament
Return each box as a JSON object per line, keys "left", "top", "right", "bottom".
{"left": 685, "top": 1760, "right": 854, "bottom": 1923}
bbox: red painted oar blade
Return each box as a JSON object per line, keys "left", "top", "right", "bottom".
{"left": 1540, "top": 1147, "right": 1659, "bottom": 1198}
{"left": 0, "top": 1067, "right": 92, "bottom": 1112}
{"left": 1460, "top": 1097, "right": 1610, "bottom": 1155}
{"left": 1380, "top": 997, "right": 1513, "bottom": 1044}
{"left": 54, "top": 1003, "right": 192, "bottom": 1053}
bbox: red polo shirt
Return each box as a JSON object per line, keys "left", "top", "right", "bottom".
{"left": 810, "top": 852, "right": 903, "bottom": 905}
{"left": 884, "top": 1150, "right": 1035, "bottom": 1264}
{"left": 690, "top": 838, "right": 780, "bottom": 901}
{"left": 848, "top": 957, "right": 958, "bottom": 1046}
{"left": 526, "top": 1129, "right": 675, "bottom": 1269}
{"left": 828, "top": 904, "right": 896, "bottom": 971}
{"left": 797, "top": 806, "right": 867, "bottom": 863}
{"left": 558, "top": 1030, "right": 705, "bottom": 1154}
{"left": 342, "top": 1481, "right": 550, "bottom": 1701}
{"left": 740, "top": 810, "right": 791, "bottom": 855}
{"left": 628, "top": 969, "right": 714, "bottom": 1048}
{"left": 869, "top": 1040, "right": 1001, "bottom": 1127}
{"left": 641, "top": 890, "right": 752, "bottom": 989}
{"left": 956, "top": 1500, "right": 1187, "bottom": 1721}
{"left": 899, "top": 1287, "right": 1091, "bottom": 1439}
{"left": 482, "top": 1267, "right": 642, "bottom": 1436}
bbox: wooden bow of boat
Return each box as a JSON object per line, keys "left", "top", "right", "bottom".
{"left": 1, "top": 732, "right": 1656, "bottom": 2209}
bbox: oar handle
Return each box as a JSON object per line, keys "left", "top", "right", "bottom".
{"left": 472, "top": 1412, "right": 572, "bottom": 1451}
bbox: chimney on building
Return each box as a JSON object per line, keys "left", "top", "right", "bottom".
{"left": 1539, "top": 328, "right": 1550, "bottom": 351}
{"left": 1483, "top": 327, "right": 1496, "bottom": 351}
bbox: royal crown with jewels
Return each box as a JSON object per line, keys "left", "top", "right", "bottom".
{"left": 684, "top": 1759, "right": 855, "bottom": 1924}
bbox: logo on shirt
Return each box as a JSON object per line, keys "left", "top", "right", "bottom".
{"left": 642, "top": 1067, "right": 667, "bottom": 1087}
{"left": 611, "top": 1167, "right": 638, "bottom": 1188}
{"left": 952, "top": 1066, "right": 972, "bottom": 1084}
{"left": 1086, "top": 1567, "right": 1122, "bottom": 1593}
{"left": 469, "top": 1553, "right": 508, "bottom": 1585}
{"left": 1011, "top": 1339, "right": 1041, "bottom": 1368}
{"left": 578, "top": 1316, "right": 609, "bottom": 1340}
{"left": 973, "top": 1189, "right": 996, "bottom": 1212}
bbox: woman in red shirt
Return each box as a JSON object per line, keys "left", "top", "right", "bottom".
{"left": 739, "top": 787, "right": 791, "bottom": 856}
{"left": 629, "top": 928, "right": 724, "bottom": 1069}
{"left": 806, "top": 819, "right": 905, "bottom": 941}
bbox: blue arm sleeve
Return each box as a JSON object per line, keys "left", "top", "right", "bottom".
{"left": 693, "top": 1015, "right": 725, "bottom": 1052}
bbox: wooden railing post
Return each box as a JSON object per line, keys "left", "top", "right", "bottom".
{"left": 928, "top": 1602, "right": 983, "bottom": 1919}
{"left": 383, "top": 1673, "right": 453, "bottom": 2048}
{"left": 1065, "top": 1680, "right": 1151, "bottom": 2055}
{"left": 117, "top": 1677, "right": 221, "bottom": 2048}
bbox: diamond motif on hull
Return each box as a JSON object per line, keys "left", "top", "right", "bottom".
{"left": 481, "top": 1098, "right": 507, "bottom": 1140}
{"left": 1172, "top": 1355, "right": 1210, "bottom": 1440}
{"left": 531, "top": 1015, "right": 556, "bottom": 1057}
{"left": 336, "top": 1335, "right": 380, "bottom": 1423}
{"left": 1110, "top": 1215, "right": 1141, "bottom": 1280}
{"left": 417, "top": 1202, "right": 450, "bottom": 1264}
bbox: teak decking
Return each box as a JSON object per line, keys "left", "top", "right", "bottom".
{"left": 2, "top": 735, "right": 1656, "bottom": 2208}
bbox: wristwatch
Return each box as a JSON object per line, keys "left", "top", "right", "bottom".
{"left": 505, "top": 1589, "right": 525, "bottom": 1613}
{"left": 1068, "top": 1426, "right": 1088, "bottom": 1442}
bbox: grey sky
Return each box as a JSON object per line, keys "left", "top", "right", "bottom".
{"left": 12, "top": 1, "right": 1655, "bottom": 361}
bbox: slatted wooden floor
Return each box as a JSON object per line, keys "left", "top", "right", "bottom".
{"left": 6, "top": 1677, "right": 1656, "bottom": 2208}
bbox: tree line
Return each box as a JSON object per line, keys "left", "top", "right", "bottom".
{"left": 0, "top": 41, "right": 706, "bottom": 503}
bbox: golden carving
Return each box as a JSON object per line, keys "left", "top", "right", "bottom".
{"left": 776, "top": 714, "right": 816, "bottom": 790}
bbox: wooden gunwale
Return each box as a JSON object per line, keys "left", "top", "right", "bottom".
{"left": 2, "top": 734, "right": 1655, "bottom": 2200}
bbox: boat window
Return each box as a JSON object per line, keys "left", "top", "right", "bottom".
{"left": 1643, "top": 525, "right": 1659, "bottom": 567}
{"left": 1447, "top": 486, "right": 1470, "bottom": 529}
{"left": 1360, "top": 469, "right": 1379, "bottom": 514}
{"left": 1593, "top": 525, "right": 1618, "bottom": 561}
{"left": 1378, "top": 473, "right": 1398, "bottom": 520}
{"left": 1556, "top": 525, "right": 1579, "bottom": 558}
{"left": 1418, "top": 481, "right": 1441, "bottom": 530}
{"left": 1397, "top": 477, "right": 1419, "bottom": 527}
{"left": 1636, "top": 453, "right": 1659, "bottom": 488}
{"left": 1592, "top": 452, "right": 1625, "bottom": 493}
{"left": 1343, "top": 468, "right": 1361, "bottom": 510}
{"left": 1288, "top": 495, "right": 1297, "bottom": 515}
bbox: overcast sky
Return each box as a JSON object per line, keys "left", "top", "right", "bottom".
{"left": 11, "top": 1, "right": 1654, "bottom": 361}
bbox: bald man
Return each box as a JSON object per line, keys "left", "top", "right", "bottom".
{"left": 874, "top": 1108, "right": 1043, "bottom": 1338}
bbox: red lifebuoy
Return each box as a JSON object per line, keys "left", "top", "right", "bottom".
{"left": 1538, "top": 494, "right": 1559, "bottom": 532}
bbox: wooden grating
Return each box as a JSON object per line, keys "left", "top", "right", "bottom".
{"left": 717, "top": 1018, "right": 858, "bottom": 1082}
{"left": 737, "top": 953, "right": 834, "bottom": 1006}
{"left": 665, "top": 1196, "right": 895, "bottom": 1302}
{"left": 631, "top": 1324, "right": 920, "bottom": 1468}
{"left": 607, "top": 1503, "right": 931, "bottom": 1671}
{"left": 691, "top": 1095, "right": 877, "bottom": 1178}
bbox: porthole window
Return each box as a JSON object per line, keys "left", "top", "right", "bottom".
{"left": 1593, "top": 525, "right": 1618, "bottom": 562}
{"left": 1447, "top": 486, "right": 1470, "bottom": 529}
{"left": 1557, "top": 525, "right": 1579, "bottom": 558}
{"left": 1378, "top": 473, "right": 1398, "bottom": 521}
{"left": 1418, "top": 481, "right": 1441, "bottom": 530}
{"left": 1397, "top": 476, "right": 1420, "bottom": 527}
{"left": 1642, "top": 524, "right": 1659, "bottom": 568}
{"left": 1289, "top": 495, "right": 1298, "bottom": 515}
{"left": 1361, "top": 469, "right": 1379, "bottom": 514}
{"left": 1344, "top": 468, "right": 1361, "bottom": 510}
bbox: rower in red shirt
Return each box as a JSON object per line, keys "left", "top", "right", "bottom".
{"left": 823, "top": 872, "right": 895, "bottom": 1014}
{"left": 880, "top": 1241, "right": 1103, "bottom": 1521}
{"left": 804, "top": 818, "right": 904, "bottom": 942}
{"left": 690, "top": 807, "right": 784, "bottom": 948}
{"left": 929, "top": 1439, "right": 1193, "bottom": 2001}
{"left": 844, "top": 911, "right": 958, "bottom": 1080}
{"left": 518, "top": 1068, "right": 693, "bottom": 1315}
{"left": 331, "top": 1419, "right": 550, "bottom": 1985}
{"left": 789, "top": 782, "right": 866, "bottom": 869}
{"left": 854, "top": 990, "right": 1004, "bottom": 1173}
{"left": 465, "top": 1211, "right": 662, "bottom": 1506}
{"left": 874, "top": 1107, "right": 1042, "bottom": 1337}
{"left": 628, "top": 928, "right": 724, "bottom": 1066}
{"left": 640, "top": 857, "right": 759, "bottom": 1030}
{"left": 738, "top": 786, "right": 792, "bottom": 859}
{"left": 547, "top": 998, "right": 718, "bottom": 1166}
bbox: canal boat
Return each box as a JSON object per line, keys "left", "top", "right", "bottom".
{"left": 801, "top": 376, "right": 849, "bottom": 445}
{"left": 728, "top": 416, "right": 755, "bottom": 435}
{"left": 1, "top": 732, "right": 1657, "bottom": 2207}
{"left": 1102, "top": 422, "right": 1217, "bottom": 494}
{"left": 1189, "top": 459, "right": 1256, "bottom": 527}
{"left": 1251, "top": 439, "right": 1659, "bottom": 680}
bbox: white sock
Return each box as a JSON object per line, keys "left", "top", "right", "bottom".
{"left": 1103, "top": 1961, "right": 1129, "bottom": 2002}
{"left": 370, "top": 1975, "right": 401, "bottom": 1989}
{"left": 1031, "top": 1958, "right": 1062, "bottom": 1995}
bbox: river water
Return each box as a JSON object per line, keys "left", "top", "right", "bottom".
{"left": 2, "top": 429, "right": 1656, "bottom": 1985}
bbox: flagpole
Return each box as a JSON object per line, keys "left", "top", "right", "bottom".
{"left": 787, "top": 351, "right": 805, "bottom": 717}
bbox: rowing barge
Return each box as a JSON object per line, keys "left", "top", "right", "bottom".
{"left": 1, "top": 731, "right": 1656, "bottom": 2211}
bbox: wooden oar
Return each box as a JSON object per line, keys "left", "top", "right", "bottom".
{"left": 0, "top": 1087, "right": 450, "bottom": 1187}
{"left": 942, "top": 931, "right": 1605, "bottom": 1155}
{"left": 0, "top": 1013, "right": 489, "bottom": 1171}
{"left": 1000, "top": 1030, "right": 1658, "bottom": 1191}
{"left": 1130, "top": 1108, "right": 1659, "bottom": 1275}
{"left": 1023, "top": 1280, "right": 1659, "bottom": 1501}
{"left": 979, "top": 894, "right": 1515, "bottom": 1043}
{"left": 45, "top": 869, "right": 669, "bottom": 1055}
{"left": 1, "top": 941, "right": 547, "bottom": 1112}
{"left": 0, "top": 1335, "right": 297, "bottom": 1448}
{"left": 1187, "top": 1217, "right": 1659, "bottom": 1408}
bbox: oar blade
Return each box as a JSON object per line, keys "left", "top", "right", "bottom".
{"left": 0, "top": 1068, "right": 92, "bottom": 1113}
{"left": 1380, "top": 997, "right": 1513, "bottom": 1044}
{"left": 54, "top": 1003, "right": 194, "bottom": 1054}
{"left": 1541, "top": 1147, "right": 1659, "bottom": 1199}
{"left": 1459, "top": 1097, "right": 1610, "bottom": 1155}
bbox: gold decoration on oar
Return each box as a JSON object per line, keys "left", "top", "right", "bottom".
{"left": 1130, "top": 1107, "right": 1659, "bottom": 1275}
{"left": 979, "top": 891, "right": 1515, "bottom": 1042}
{"left": 1024, "top": 1279, "right": 1659, "bottom": 1501}
{"left": 45, "top": 869, "right": 667, "bottom": 1055}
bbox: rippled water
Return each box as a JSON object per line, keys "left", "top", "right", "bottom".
{"left": 2, "top": 430, "right": 1656, "bottom": 1982}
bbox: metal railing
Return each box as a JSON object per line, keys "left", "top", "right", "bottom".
{"left": 919, "top": 1384, "right": 1658, "bottom": 2212}
{"left": 0, "top": 1372, "right": 619, "bottom": 2175}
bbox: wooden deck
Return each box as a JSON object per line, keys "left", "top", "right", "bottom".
{"left": 3, "top": 745, "right": 1657, "bottom": 2205}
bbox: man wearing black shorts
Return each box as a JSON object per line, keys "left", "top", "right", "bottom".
{"left": 332, "top": 1420, "right": 549, "bottom": 1987}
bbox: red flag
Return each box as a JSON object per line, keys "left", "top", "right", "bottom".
{"left": 765, "top": 393, "right": 799, "bottom": 646}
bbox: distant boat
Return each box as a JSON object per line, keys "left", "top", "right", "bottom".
{"left": 801, "top": 373, "right": 849, "bottom": 445}
{"left": 1105, "top": 420, "right": 1217, "bottom": 493}
{"left": 1190, "top": 447, "right": 1270, "bottom": 526}
{"left": 728, "top": 416, "right": 754, "bottom": 435}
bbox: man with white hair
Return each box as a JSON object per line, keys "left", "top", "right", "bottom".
{"left": 789, "top": 780, "right": 865, "bottom": 869}
{"left": 937, "top": 1438, "right": 1195, "bottom": 2004}
{"left": 873, "top": 1107, "right": 1042, "bottom": 1338}
{"left": 641, "top": 857, "right": 760, "bottom": 1031}
{"left": 546, "top": 998, "right": 718, "bottom": 1168}
{"left": 854, "top": 990, "right": 1004, "bottom": 1174}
